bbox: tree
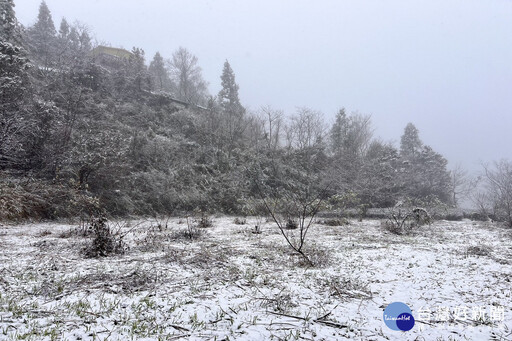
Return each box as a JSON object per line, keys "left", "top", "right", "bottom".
{"left": 26, "top": 1, "right": 57, "bottom": 66}
{"left": 251, "top": 147, "right": 329, "bottom": 267}
{"left": 128, "top": 47, "right": 149, "bottom": 93}
{"left": 475, "top": 161, "right": 512, "bottom": 226}
{"left": 148, "top": 52, "right": 174, "bottom": 92}
{"left": 58, "top": 18, "right": 70, "bottom": 39}
{"left": 449, "top": 164, "right": 472, "bottom": 207}
{"left": 357, "top": 140, "right": 400, "bottom": 207}
{"left": 218, "top": 60, "right": 246, "bottom": 150}
{"left": 286, "top": 107, "right": 325, "bottom": 151}
{"left": 259, "top": 106, "right": 283, "bottom": 151}
{"left": 0, "top": 0, "right": 31, "bottom": 168}
{"left": 327, "top": 109, "right": 373, "bottom": 201}
{"left": 1, "top": 0, "right": 18, "bottom": 41}
{"left": 169, "top": 47, "right": 208, "bottom": 105}
{"left": 398, "top": 144, "right": 451, "bottom": 204}
{"left": 400, "top": 123, "right": 422, "bottom": 158}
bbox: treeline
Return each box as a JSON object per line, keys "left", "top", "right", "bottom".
{"left": 0, "top": 1, "right": 455, "bottom": 220}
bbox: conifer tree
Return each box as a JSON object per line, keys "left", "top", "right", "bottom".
{"left": 0, "top": 0, "right": 18, "bottom": 42}
{"left": 27, "top": 1, "right": 57, "bottom": 65}
{"left": 149, "top": 52, "right": 173, "bottom": 92}
{"left": 400, "top": 123, "right": 422, "bottom": 158}
{"left": 218, "top": 60, "right": 244, "bottom": 116}
{"left": 218, "top": 60, "right": 246, "bottom": 149}
{"left": 0, "top": 0, "right": 31, "bottom": 167}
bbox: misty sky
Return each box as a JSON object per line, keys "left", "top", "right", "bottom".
{"left": 14, "top": 0, "right": 512, "bottom": 172}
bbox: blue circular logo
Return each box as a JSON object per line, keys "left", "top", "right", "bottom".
{"left": 383, "top": 302, "right": 415, "bottom": 331}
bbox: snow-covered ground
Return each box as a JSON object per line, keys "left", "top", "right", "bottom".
{"left": 0, "top": 217, "right": 511, "bottom": 340}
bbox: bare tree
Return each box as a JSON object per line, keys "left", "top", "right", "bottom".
{"left": 251, "top": 158, "right": 329, "bottom": 267}
{"left": 449, "top": 164, "right": 472, "bottom": 207}
{"left": 259, "top": 105, "right": 283, "bottom": 151}
{"left": 287, "top": 107, "right": 326, "bottom": 150}
{"left": 476, "top": 161, "right": 512, "bottom": 226}
{"left": 168, "top": 47, "right": 208, "bottom": 105}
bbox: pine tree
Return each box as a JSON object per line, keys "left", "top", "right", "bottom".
{"left": 58, "top": 18, "right": 70, "bottom": 39}
{"left": 26, "top": 1, "right": 57, "bottom": 66}
{"left": 400, "top": 123, "right": 422, "bottom": 158}
{"left": 0, "top": 0, "right": 18, "bottom": 42}
{"left": 218, "top": 60, "right": 244, "bottom": 116}
{"left": 218, "top": 60, "right": 246, "bottom": 149}
{"left": 329, "top": 108, "right": 348, "bottom": 155}
{"left": 148, "top": 52, "right": 173, "bottom": 92}
{"left": 0, "top": 0, "right": 31, "bottom": 167}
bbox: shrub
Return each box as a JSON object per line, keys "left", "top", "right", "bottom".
{"left": 466, "top": 245, "right": 492, "bottom": 257}
{"left": 383, "top": 206, "right": 431, "bottom": 235}
{"left": 83, "top": 215, "right": 127, "bottom": 257}
{"left": 233, "top": 217, "right": 247, "bottom": 225}
{"left": 319, "top": 218, "right": 349, "bottom": 226}
{"left": 197, "top": 214, "right": 212, "bottom": 228}
{"left": 0, "top": 175, "right": 100, "bottom": 222}
{"left": 285, "top": 218, "right": 298, "bottom": 230}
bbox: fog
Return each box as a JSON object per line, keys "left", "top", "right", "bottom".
{"left": 15, "top": 0, "right": 512, "bottom": 172}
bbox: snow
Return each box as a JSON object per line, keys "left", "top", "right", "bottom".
{"left": 0, "top": 218, "right": 510, "bottom": 340}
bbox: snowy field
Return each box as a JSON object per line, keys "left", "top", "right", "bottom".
{"left": 0, "top": 217, "right": 511, "bottom": 340}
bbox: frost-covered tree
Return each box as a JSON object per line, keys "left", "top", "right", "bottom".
{"left": 1, "top": 0, "right": 18, "bottom": 41}
{"left": 129, "top": 47, "right": 149, "bottom": 92}
{"left": 0, "top": 0, "right": 31, "bottom": 168}
{"left": 58, "top": 18, "right": 70, "bottom": 39}
{"left": 218, "top": 60, "right": 244, "bottom": 115}
{"left": 218, "top": 60, "right": 246, "bottom": 150}
{"left": 399, "top": 144, "right": 451, "bottom": 204}
{"left": 26, "top": 1, "right": 57, "bottom": 66}
{"left": 357, "top": 140, "right": 400, "bottom": 207}
{"left": 327, "top": 109, "right": 373, "bottom": 200}
{"left": 329, "top": 109, "right": 373, "bottom": 158}
{"left": 169, "top": 47, "right": 208, "bottom": 105}
{"left": 259, "top": 106, "right": 283, "bottom": 151}
{"left": 400, "top": 122, "right": 422, "bottom": 158}
{"left": 148, "top": 52, "right": 174, "bottom": 92}
{"left": 449, "top": 164, "right": 472, "bottom": 207}
{"left": 475, "top": 161, "right": 512, "bottom": 226}
{"left": 286, "top": 107, "right": 325, "bottom": 151}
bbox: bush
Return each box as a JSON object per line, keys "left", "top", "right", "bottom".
{"left": 233, "top": 217, "right": 247, "bottom": 225}
{"left": 285, "top": 218, "right": 298, "bottom": 229}
{"left": 197, "top": 214, "right": 213, "bottom": 228}
{"left": 319, "top": 218, "right": 349, "bottom": 226}
{"left": 383, "top": 207, "right": 431, "bottom": 235}
{"left": 0, "top": 174, "right": 101, "bottom": 222}
{"left": 466, "top": 245, "right": 492, "bottom": 257}
{"left": 83, "top": 216, "right": 127, "bottom": 257}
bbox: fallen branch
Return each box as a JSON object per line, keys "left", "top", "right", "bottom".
{"left": 268, "top": 311, "right": 349, "bottom": 329}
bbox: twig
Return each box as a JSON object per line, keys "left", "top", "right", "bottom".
{"left": 268, "top": 311, "right": 349, "bottom": 329}
{"left": 169, "top": 324, "right": 190, "bottom": 332}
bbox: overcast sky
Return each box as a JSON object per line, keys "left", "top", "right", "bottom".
{"left": 14, "top": 0, "right": 512, "bottom": 172}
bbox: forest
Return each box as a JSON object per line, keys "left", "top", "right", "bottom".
{"left": 1, "top": 1, "right": 511, "bottom": 226}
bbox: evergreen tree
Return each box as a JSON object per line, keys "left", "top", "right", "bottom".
{"left": 148, "top": 52, "right": 173, "bottom": 92}
{"left": 329, "top": 108, "right": 348, "bottom": 156}
{"left": 0, "top": 0, "right": 18, "bottom": 42}
{"left": 0, "top": 0, "right": 31, "bottom": 167}
{"left": 58, "top": 18, "right": 70, "bottom": 39}
{"left": 218, "top": 60, "right": 244, "bottom": 115}
{"left": 129, "top": 47, "right": 149, "bottom": 93}
{"left": 26, "top": 1, "right": 57, "bottom": 66}
{"left": 398, "top": 123, "right": 451, "bottom": 203}
{"left": 218, "top": 60, "right": 246, "bottom": 149}
{"left": 400, "top": 122, "right": 422, "bottom": 158}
